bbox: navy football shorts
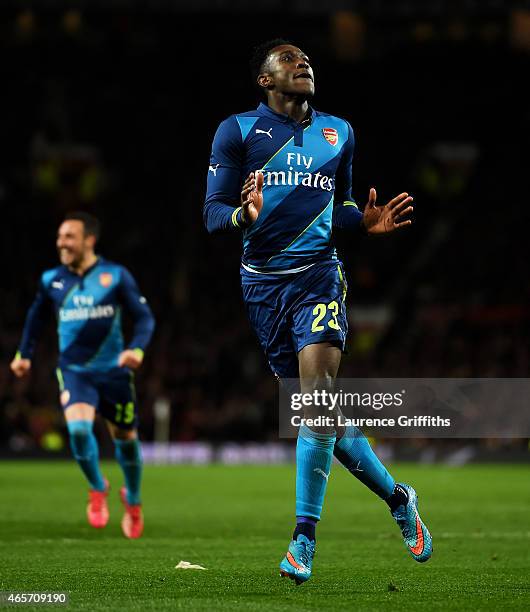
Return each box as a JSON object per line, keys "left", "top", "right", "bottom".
{"left": 241, "top": 259, "right": 348, "bottom": 379}
{"left": 56, "top": 367, "right": 138, "bottom": 429}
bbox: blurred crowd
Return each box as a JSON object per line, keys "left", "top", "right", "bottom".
{"left": 1, "top": 6, "right": 529, "bottom": 456}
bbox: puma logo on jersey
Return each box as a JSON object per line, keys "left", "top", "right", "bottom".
{"left": 209, "top": 164, "right": 220, "bottom": 176}
{"left": 256, "top": 128, "right": 273, "bottom": 139}
{"left": 52, "top": 281, "right": 64, "bottom": 290}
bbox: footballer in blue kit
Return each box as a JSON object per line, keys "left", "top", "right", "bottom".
{"left": 11, "top": 212, "right": 155, "bottom": 539}
{"left": 204, "top": 40, "right": 432, "bottom": 582}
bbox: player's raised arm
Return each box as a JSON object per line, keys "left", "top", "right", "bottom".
{"left": 204, "top": 116, "right": 246, "bottom": 233}
{"left": 10, "top": 275, "right": 51, "bottom": 377}
{"left": 332, "top": 121, "right": 363, "bottom": 231}
{"left": 117, "top": 267, "right": 155, "bottom": 370}
{"left": 332, "top": 121, "right": 414, "bottom": 235}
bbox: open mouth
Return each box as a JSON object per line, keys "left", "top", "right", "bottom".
{"left": 294, "top": 72, "right": 313, "bottom": 81}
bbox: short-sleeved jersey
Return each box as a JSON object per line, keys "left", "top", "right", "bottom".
{"left": 18, "top": 257, "right": 155, "bottom": 372}
{"left": 204, "top": 103, "right": 362, "bottom": 273}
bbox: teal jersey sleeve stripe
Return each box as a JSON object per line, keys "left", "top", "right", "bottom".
{"left": 236, "top": 116, "right": 260, "bottom": 141}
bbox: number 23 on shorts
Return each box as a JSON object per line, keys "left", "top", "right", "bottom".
{"left": 311, "top": 301, "right": 341, "bottom": 332}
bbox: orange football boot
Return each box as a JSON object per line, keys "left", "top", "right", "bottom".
{"left": 87, "top": 479, "right": 110, "bottom": 528}
{"left": 120, "top": 487, "right": 144, "bottom": 539}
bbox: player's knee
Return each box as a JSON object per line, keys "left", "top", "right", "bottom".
{"left": 300, "top": 372, "right": 335, "bottom": 395}
{"left": 111, "top": 425, "right": 137, "bottom": 441}
{"left": 67, "top": 420, "right": 94, "bottom": 460}
{"left": 64, "top": 403, "right": 96, "bottom": 422}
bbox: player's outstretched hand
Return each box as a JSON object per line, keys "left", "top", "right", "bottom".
{"left": 241, "top": 171, "right": 264, "bottom": 226}
{"left": 10, "top": 356, "right": 31, "bottom": 378}
{"left": 118, "top": 349, "right": 143, "bottom": 370}
{"left": 240, "top": 173, "right": 255, "bottom": 207}
{"left": 362, "top": 188, "right": 414, "bottom": 235}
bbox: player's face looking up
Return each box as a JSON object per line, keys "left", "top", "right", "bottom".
{"left": 258, "top": 45, "right": 315, "bottom": 99}
{"left": 56, "top": 220, "right": 96, "bottom": 270}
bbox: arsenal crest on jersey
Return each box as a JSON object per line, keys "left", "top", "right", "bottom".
{"left": 99, "top": 273, "right": 113, "bottom": 287}
{"left": 322, "top": 128, "right": 338, "bottom": 146}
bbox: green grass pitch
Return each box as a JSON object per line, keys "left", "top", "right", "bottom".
{"left": 1, "top": 461, "right": 529, "bottom": 610}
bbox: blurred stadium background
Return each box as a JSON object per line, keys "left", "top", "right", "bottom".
{"left": 1, "top": 0, "right": 529, "bottom": 464}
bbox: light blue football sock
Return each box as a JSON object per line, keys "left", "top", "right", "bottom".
{"left": 67, "top": 420, "right": 106, "bottom": 491}
{"left": 296, "top": 425, "right": 336, "bottom": 520}
{"left": 114, "top": 438, "right": 143, "bottom": 505}
{"left": 334, "top": 424, "right": 394, "bottom": 499}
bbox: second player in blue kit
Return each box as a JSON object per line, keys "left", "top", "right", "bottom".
{"left": 11, "top": 212, "right": 155, "bottom": 539}
{"left": 205, "top": 40, "right": 433, "bottom": 582}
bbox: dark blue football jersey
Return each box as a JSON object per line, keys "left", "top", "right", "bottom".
{"left": 204, "top": 103, "right": 363, "bottom": 273}
{"left": 17, "top": 257, "right": 155, "bottom": 372}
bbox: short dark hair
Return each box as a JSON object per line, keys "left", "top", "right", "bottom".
{"left": 250, "top": 38, "right": 293, "bottom": 84}
{"left": 64, "top": 211, "right": 100, "bottom": 240}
